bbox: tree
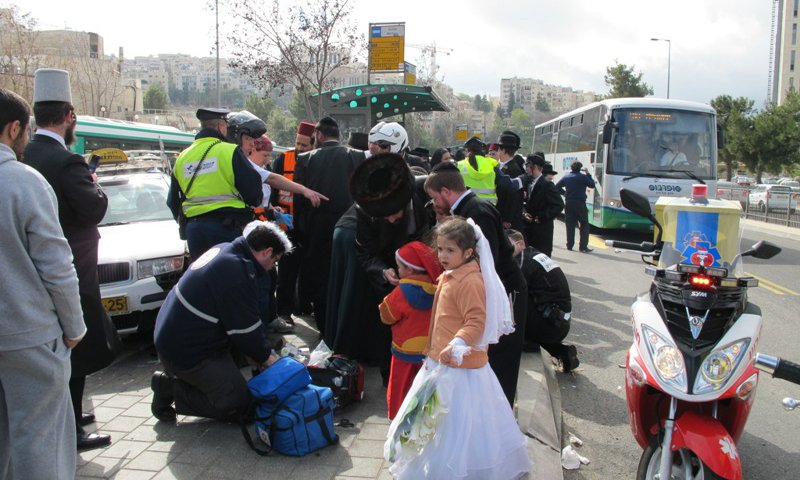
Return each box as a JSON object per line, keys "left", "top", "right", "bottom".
{"left": 507, "top": 91, "right": 516, "bottom": 113}
{"left": 245, "top": 94, "right": 277, "bottom": 123}
{"left": 709, "top": 95, "right": 754, "bottom": 180}
{"left": 730, "top": 93, "right": 800, "bottom": 183}
{"left": 267, "top": 108, "right": 298, "bottom": 146}
{"left": 226, "top": 0, "right": 364, "bottom": 120}
{"left": 509, "top": 107, "right": 534, "bottom": 151}
{"left": 604, "top": 61, "right": 653, "bottom": 98}
{"left": 0, "top": 5, "right": 41, "bottom": 102}
{"left": 535, "top": 93, "right": 550, "bottom": 112}
{"left": 144, "top": 83, "right": 168, "bottom": 110}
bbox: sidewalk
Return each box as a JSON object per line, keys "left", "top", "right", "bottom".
{"left": 742, "top": 217, "right": 798, "bottom": 240}
{"left": 74, "top": 316, "right": 563, "bottom": 479}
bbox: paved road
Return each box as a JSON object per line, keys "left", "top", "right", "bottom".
{"left": 552, "top": 219, "right": 800, "bottom": 479}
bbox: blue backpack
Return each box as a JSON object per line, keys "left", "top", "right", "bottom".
{"left": 242, "top": 358, "right": 337, "bottom": 456}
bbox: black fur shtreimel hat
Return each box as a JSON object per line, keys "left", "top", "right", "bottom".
{"left": 350, "top": 152, "right": 414, "bottom": 218}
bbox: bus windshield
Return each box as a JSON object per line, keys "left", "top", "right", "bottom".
{"left": 608, "top": 109, "right": 716, "bottom": 180}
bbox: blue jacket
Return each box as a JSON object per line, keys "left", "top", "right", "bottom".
{"left": 556, "top": 171, "right": 596, "bottom": 202}
{"left": 154, "top": 237, "right": 269, "bottom": 370}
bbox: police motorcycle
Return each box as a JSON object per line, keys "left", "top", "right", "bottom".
{"left": 606, "top": 185, "right": 781, "bottom": 480}
{"left": 754, "top": 353, "right": 800, "bottom": 412}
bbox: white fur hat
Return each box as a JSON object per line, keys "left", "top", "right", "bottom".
{"left": 33, "top": 68, "right": 72, "bottom": 104}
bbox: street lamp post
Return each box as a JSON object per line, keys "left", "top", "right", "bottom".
{"left": 650, "top": 38, "right": 671, "bottom": 98}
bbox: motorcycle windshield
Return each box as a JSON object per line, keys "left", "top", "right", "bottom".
{"left": 656, "top": 197, "right": 745, "bottom": 278}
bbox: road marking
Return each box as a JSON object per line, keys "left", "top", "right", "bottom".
{"left": 744, "top": 272, "right": 799, "bottom": 296}
{"left": 588, "top": 235, "right": 610, "bottom": 250}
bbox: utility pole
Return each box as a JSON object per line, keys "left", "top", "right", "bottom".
{"left": 216, "top": 0, "right": 221, "bottom": 107}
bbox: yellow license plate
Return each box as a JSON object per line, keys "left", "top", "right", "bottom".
{"left": 102, "top": 296, "right": 128, "bottom": 315}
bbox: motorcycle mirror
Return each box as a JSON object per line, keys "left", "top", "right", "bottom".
{"left": 602, "top": 121, "right": 617, "bottom": 144}
{"left": 741, "top": 240, "right": 782, "bottom": 260}
{"left": 620, "top": 189, "right": 652, "bottom": 217}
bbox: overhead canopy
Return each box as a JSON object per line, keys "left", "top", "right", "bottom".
{"left": 312, "top": 83, "right": 450, "bottom": 132}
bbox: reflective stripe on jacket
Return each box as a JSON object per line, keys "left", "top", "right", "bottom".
{"left": 174, "top": 138, "right": 243, "bottom": 217}
{"left": 276, "top": 150, "right": 295, "bottom": 214}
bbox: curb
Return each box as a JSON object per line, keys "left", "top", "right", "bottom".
{"left": 741, "top": 217, "right": 798, "bottom": 239}
{"left": 517, "top": 351, "right": 563, "bottom": 480}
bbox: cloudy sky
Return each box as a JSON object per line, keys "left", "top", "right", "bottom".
{"left": 9, "top": 0, "right": 775, "bottom": 106}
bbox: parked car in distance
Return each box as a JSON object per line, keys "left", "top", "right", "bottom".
{"left": 732, "top": 175, "right": 755, "bottom": 186}
{"left": 716, "top": 181, "right": 750, "bottom": 206}
{"left": 97, "top": 170, "right": 187, "bottom": 333}
{"left": 747, "top": 184, "right": 797, "bottom": 213}
{"left": 777, "top": 179, "right": 800, "bottom": 192}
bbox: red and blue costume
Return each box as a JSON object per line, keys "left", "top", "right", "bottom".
{"left": 378, "top": 242, "right": 442, "bottom": 419}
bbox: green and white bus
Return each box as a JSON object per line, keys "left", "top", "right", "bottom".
{"left": 533, "top": 98, "right": 719, "bottom": 231}
{"left": 70, "top": 115, "right": 195, "bottom": 155}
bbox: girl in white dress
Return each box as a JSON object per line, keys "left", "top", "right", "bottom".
{"left": 384, "top": 216, "right": 531, "bottom": 479}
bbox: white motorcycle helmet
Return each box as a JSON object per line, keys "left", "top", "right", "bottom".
{"left": 368, "top": 121, "right": 409, "bottom": 154}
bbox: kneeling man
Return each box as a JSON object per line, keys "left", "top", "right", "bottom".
{"left": 151, "top": 221, "right": 290, "bottom": 421}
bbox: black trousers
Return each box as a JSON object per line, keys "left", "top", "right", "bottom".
{"left": 565, "top": 199, "right": 590, "bottom": 250}
{"left": 524, "top": 220, "right": 554, "bottom": 257}
{"left": 488, "top": 270, "right": 528, "bottom": 408}
{"left": 161, "top": 352, "right": 250, "bottom": 421}
{"left": 275, "top": 240, "right": 303, "bottom": 317}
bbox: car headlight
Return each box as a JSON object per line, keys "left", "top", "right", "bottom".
{"left": 137, "top": 256, "right": 184, "bottom": 280}
{"left": 642, "top": 325, "right": 687, "bottom": 392}
{"left": 693, "top": 339, "right": 750, "bottom": 395}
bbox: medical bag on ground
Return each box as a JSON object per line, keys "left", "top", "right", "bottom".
{"left": 247, "top": 356, "right": 310, "bottom": 408}
{"left": 253, "top": 384, "right": 338, "bottom": 456}
{"left": 308, "top": 355, "right": 365, "bottom": 410}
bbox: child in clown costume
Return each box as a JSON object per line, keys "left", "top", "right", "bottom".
{"left": 379, "top": 241, "right": 443, "bottom": 420}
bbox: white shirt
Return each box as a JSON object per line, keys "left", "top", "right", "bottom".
{"left": 35, "top": 128, "right": 67, "bottom": 149}
{"left": 248, "top": 159, "right": 272, "bottom": 207}
{"left": 449, "top": 189, "right": 472, "bottom": 214}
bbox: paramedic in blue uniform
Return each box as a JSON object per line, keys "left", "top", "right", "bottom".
{"left": 149, "top": 221, "right": 289, "bottom": 422}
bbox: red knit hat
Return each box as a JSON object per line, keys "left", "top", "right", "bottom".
{"left": 297, "top": 121, "right": 315, "bottom": 137}
{"left": 396, "top": 241, "right": 443, "bottom": 283}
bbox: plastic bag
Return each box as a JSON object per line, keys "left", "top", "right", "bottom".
{"left": 308, "top": 340, "right": 333, "bottom": 367}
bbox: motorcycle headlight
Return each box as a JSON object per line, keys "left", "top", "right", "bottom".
{"left": 693, "top": 339, "right": 750, "bottom": 395}
{"left": 642, "top": 325, "right": 687, "bottom": 392}
{"left": 138, "top": 256, "right": 184, "bottom": 280}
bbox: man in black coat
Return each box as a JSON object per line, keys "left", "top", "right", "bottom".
{"left": 522, "top": 154, "right": 564, "bottom": 257}
{"left": 294, "top": 116, "right": 366, "bottom": 335}
{"left": 494, "top": 131, "right": 526, "bottom": 232}
{"left": 350, "top": 154, "right": 433, "bottom": 383}
{"left": 424, "top": 163, "right": 528, "bottom": 407}
{"left": 23, "top": 68, "right": 120, "bottom": 451}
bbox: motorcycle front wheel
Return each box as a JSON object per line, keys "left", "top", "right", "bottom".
{"left": 637, "top": 436, "right": 723, "bottom": 480}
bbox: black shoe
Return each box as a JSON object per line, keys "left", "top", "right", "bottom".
{"left": 78, "top": 413, "right": 95, "bottom": 427}
{"left": 561, "top": 345, "right": 580, "bottom": 373}
{"left": 579, "top": 248, "right": 593, "bottom": 253}
{"left": 566, "top": 246, "right": 573, "bottom": 251}
{"left": 77, "top": 428, "right": 111, "bottom": 451}
{"left": 522, "top": 341, "right": 541, "bottom": 353}
{"left": 150, "top": 371, "right": 177, "bottom": 422}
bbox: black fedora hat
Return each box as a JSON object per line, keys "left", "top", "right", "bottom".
{"left": 542, "top": 162, "right": 558, "bottom": 176}
{"left": 496, "top": 130, "right": 521, "bottom": 150}
{"left": 350, "top": 153, "right": 414, "bottom": 217}
{"left": 348, "top": 131, "right": 369, "bottom": 150}
{"left": 526, "top": 152, "right": 546, "bottom": 167}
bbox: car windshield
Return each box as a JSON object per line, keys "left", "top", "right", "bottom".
{"left": 99, "top": 175, "right": 172, "bottom": 226}
{"left": 608, "top": 108, "right": 716, "bottom": 180}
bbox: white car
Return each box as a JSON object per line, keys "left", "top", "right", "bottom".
{"left": 747, "top": 184, "right": 797, "bottom": 213}
{"left": 97, "top": 171, "right": 188, "bottom": 333}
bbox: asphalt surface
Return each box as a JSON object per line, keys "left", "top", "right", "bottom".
{"left": 553, "top": 218, "right": 800, "bottom": 480}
